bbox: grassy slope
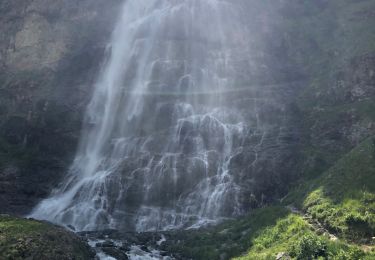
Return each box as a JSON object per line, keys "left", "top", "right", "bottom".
{"left": 234, "top": 137, "right": 375, "bottom": 260}
{"left": 286, "top": 137, "right": 375, "bottom": 241}
{"left": 163, "top": 207, "right": 290, "bottom": 260}
{"left": 168, "top": 154, "right": 371, "bottom": 258}
{"left": 165, "top": 141, "right": 375, "bottom": 260}
{"left": 0, "top": 215, "right": 93, "bottom": 259}
{"left": 234, "top": 214, "right": 374, "bottom": 260}
{"left": 233, "top": 1, "right": 375, "bottom": 258}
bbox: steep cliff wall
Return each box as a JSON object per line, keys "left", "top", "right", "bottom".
{"left": 0, "top": 0, "right": 374, "bottom": 220}
{"left": 0, "top": 0, "right": 374, "bottom": 259}
{"left": 0, "top": 0, "right": 305, "bottom": 217}
{"left": 281, "top": 0, "right": 375, "bottom": 177}
{"left": 0, "top": 0, "right": 123, "bottom": 214}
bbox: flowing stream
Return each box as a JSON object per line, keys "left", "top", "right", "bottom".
{"left": 30, "top": 0, "right": 262, "bottom": 232}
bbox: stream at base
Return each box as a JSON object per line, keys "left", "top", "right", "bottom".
{"left": 82, "top": 231, "right": 177, "bottom": 260}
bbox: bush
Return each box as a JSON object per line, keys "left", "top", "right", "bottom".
{"left": 331, "top": 247, "right": 365, "bottom": 260}
{"left": 289, "top": 234, "right": 327, "bottom": 259}
{"left": 345, "top": 213, "right": 372, "bottom": 237}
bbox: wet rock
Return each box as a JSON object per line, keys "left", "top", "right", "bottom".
{"left": 96, "top": 240, "right": 115, "bottom": 248}
{"left": 67, "top": 225, "right": 76, "bottom": 231}
{"left": 0, "top": 0, "right": 124, "bottom": 215}
{"left": 102, "top": 247, "right": 129, "bottom": 260}
{"left": 276, "top": 252, "right": 291, "bottom": 260}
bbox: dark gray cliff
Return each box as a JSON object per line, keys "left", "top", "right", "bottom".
{"left": 0, "top": 0, "right": 305, "bottom": 218}
{"left": 280, "top": 0, "right": 375, "bottom": 177}
{"left": 0, "top": 0, "right": 123, "bottom": 214}
{"left": 0, "top": 0, "right": 374, "bottom": 222}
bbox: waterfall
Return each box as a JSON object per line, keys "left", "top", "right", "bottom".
{"left": 29, "top": 0, "right": 255, "bottom": 232}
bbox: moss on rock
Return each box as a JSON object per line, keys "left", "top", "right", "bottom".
{"left": 0, "top": 215, "right": 94, "bottom": 259}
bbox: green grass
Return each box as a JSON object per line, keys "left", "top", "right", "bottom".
{"left": 234, "top": 214, "right": 375, "bottom": 260}
{"left": 231, "top": 137, "right": 375, "bottom": 259}
{"left": 304, "top": 189, "right": 375, "bottom": 240}
{"left": 0, "top": 215, "right": 47, "bottom": 236}
{"left": 285, "top": 137, "right": 375, "bottom": 241}
{"left": 164, "top": 206, "right": 290, "bottom": 260}
{"left": 286, "top": 0, "right": 375, "bottom": 237}
{"left": 234, "top": 214, "right": 314, "bottom": 260}
{"left": 0, "top": 215, "right": 93, "bottom": 259}
{"left": 169, "top": 204, "right": 375, "bottom": 259}
{"left": 0, "top": 216, "right": 48, "bottom": 259}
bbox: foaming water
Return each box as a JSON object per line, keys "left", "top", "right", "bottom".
{"left": 30, "top": 0, "right": 256, "bottom": 231}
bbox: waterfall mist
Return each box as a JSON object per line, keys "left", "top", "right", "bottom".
{"left": 29, "top": 0, "right": 295, "bottom": 232}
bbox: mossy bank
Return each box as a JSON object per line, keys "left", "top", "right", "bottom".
{"left": 0, "top": 215, "right": 94, "bottom": 259}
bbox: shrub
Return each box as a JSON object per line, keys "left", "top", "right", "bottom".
{"left": 289, "top": 234, "right": 327, "bottom": 259}
{"left": 345, "top": 213, "right": 372, "bottom": 237}
{"left": 331, "top": 247, "right": 365, "bottom": 260}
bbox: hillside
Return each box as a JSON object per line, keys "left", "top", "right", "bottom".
{"left": 154, "top": 138, "right": 375, "bottom": 259}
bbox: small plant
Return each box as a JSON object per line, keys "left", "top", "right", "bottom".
{"left": 289, "top": 234, "right": 327, "bottom": 260}
{"left": 345, "top": 213, "right": 372, "bottom": 238}
{"left": 331, "top": 247, "right": 365, "bottom": 260}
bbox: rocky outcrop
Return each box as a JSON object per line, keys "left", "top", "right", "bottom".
{"left": 273, "top": 0, "right": 375, "bottom": 179}
{"left": 0, "top": 215, "right": 94, "bottom": 259}
{"left": 0, "top": 0, "right": 306, "bottom": 218}
{"left": 0, "top": 0, "right": 123, "bottom": 214}
{"left": 0, "top": 0, "right": 374, "bottom": 225}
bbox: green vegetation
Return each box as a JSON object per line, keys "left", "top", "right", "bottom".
{"left": 164, "top": 206, "right": 290, "bottom": 260}
{"left": 169, "top": 137, "right": 375, "bottom": 259}
{"left": 231, "top": 138, "right": 375, "bottom": 260}
{"left": 234, "top": 214, "right": 374, "bottom": 260}
{"left": 0, "top": 215, "right": 93, "bottom": 259}
{"left": 286, "top": 137, "right": 375, "bottom": 241}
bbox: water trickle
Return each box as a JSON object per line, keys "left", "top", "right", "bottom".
{"left": 30, "top": 0, "right": 255, "bottom": 232}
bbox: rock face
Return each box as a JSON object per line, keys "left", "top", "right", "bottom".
{"left": 0, "top": 0, "right": 374, "bottom": 232}
{"left": 0, "top": 0, "right": 303, "bottom": 221}
{"left": 26, "top": 0, "right": 305, "bottom": 231}
{"left": 0, "top": 0, "right": 123, "bottom": 214}
{"left": 283, "top": 0, "right": 375, "bottom": 176}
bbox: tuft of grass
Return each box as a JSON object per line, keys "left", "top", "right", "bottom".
{"left": 234, "top": 214, "right": 315, "bottom": 259}
{"left": 0, "top": 215, "right": 47, "bottom": 234}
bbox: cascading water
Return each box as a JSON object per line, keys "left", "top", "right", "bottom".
{"left": 29, "top": 0, "right": 269, "bottom": 232}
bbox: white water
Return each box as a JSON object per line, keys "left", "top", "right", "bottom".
{"left": 30, "top": 0, "right": 254, "bottom": 231}
{"left": 88, "top": 238, "right": 171, "bottom": 260}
